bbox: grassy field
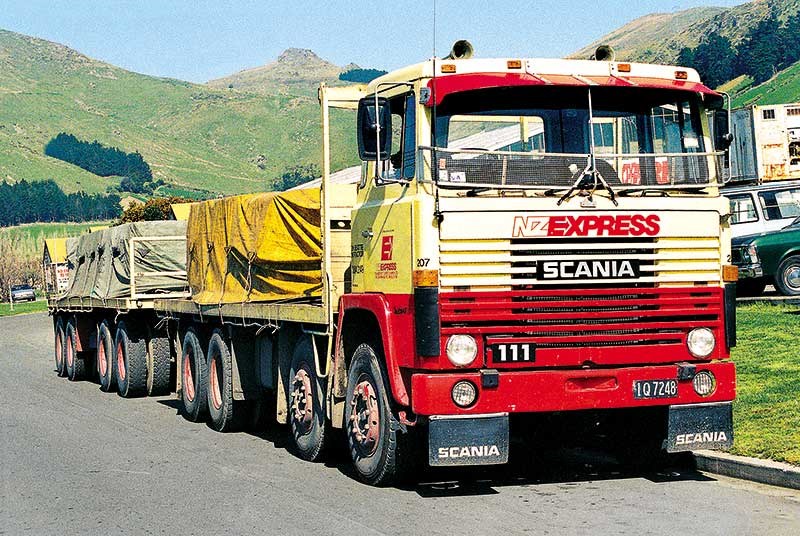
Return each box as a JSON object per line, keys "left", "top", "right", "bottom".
{"left": 0, "top": 220, "right": 111, "bottom": 260}
{"left": 0, "top": 299, "right": 47, "bottom": 317}
{"left": 729, "top": 302, "right": 800, "bottom": 465}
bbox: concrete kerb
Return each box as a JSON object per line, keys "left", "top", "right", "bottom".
{"left": 693, "top": 450, "right": 800, "bottom": 490}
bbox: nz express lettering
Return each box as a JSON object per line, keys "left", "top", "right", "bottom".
{"left": 512, "top": 214, "right": 661, "bottom": 238}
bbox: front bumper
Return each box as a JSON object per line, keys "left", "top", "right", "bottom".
{"left": 411, "top": 361, "right": 735, "bottom": 416}
{"left": 736, "top": 262, "right": 763, "bottom": 279}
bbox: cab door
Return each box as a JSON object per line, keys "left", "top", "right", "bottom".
{"left": 351, "top": 92, "right": 416, "bottom": 296}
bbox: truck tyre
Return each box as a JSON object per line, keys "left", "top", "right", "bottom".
{"left": 96, "top": 320, "right": 116, "bottom": 392}
{"left": 146, "top": 334, "right": 172, "bottom": 396}
{"left": 206, "top": 330, "right": 248, "bottom": 432}
{"left": 54, "top": 316, "right": 67, "bottom": 377}
{"left": 65, "top": 318, "right": 86, "bottom": 381}
{"left": 181, "top": 328, "right": 208, "bottom": 422}
{"left": 775, "top": 256, "right": 800, "bottom": 296}
{"left": 737, "top": 278, "right": 767, "bottom": 297}
{"left": 345, "top": 343, "right": 412, "bottom": 486}
{"left": 287, "top": 336, "right": 327, "bottom": 461}
{"left": 114, "top": 320, "right": 147, "bottom": 398}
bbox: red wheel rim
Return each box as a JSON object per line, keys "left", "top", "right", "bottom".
{"left": 349, "top": 377, "right": 380, "bottom": 456}
{"left": 98, "top": 337, "right": 107, "bottom": 378}
{"left": 116, "top": 339, "right": 126, "bottom": 381}
{"left": 55, "top": 331, "right": 63, "bottom": 370}
{"left": 66, "top": 333, "right": 74, "bottom": 368}
{"left": 183, "top": 347, "right": 195, "bottom": 402}
{"left": 209, "top": 355, "right": 222, "bottom": 410}
{"left": 290, "top": 365, "right": 314, "bottom": 435}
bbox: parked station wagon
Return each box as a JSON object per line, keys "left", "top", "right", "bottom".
{"left": 724, "top": 180, "right": 800, "bottom": 238}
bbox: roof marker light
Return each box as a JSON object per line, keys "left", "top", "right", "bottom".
{"left": 675, "top": 70, "right": 688, "bottom": 80}
{"left": 617, "top": 63, "right": 631, "bottom": 73}
{"left": 441, "top": 64, "right": 456, "bottom": 73}
{"left": 507, "top": 60, "right": 522, "bottom": 69}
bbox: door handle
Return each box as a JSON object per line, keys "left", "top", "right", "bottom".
{"left": 361, "top": 229, "right": 374, "bottom": 239}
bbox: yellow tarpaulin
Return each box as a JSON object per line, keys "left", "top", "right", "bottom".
{"left": 43, "top": 238, "right": 68, "bottom": 265}
{"left": 187, "top": 189, "right": 323, "bottom": 305}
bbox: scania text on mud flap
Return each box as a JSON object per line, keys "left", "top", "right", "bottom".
{"left": 46, "top": 41, "right": 737, "bottom": 486}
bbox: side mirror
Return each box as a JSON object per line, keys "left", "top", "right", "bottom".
{"left": 357, "top": 96, "right": 392, "bottom": 161}
{"left": 713, "top": 110, "right": 734, "bottom": 151}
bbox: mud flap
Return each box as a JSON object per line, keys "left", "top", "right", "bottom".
{"left": 666, "top": 402, "right": 733, "bottom": 453}
{"left": 428, "top": 413, "right": 509, "bottom": 466}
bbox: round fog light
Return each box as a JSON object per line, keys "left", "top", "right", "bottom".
{"left": 451, "top": 380, "right": 477, "bottom": 407}
{"left": 693, "top": 370, "right": 716, "bottom": 397}
{"left": 687, "top": 327, "right": 715, "bottom": 358}
{"left": 446, "top": 334, "right": 478, "bottom": 367}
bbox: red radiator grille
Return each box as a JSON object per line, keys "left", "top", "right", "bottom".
{"left": 439, "top": 286, "right": 725, "bottom": 366}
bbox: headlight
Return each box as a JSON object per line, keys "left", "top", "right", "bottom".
{"left": 746, "top": 244, "right": 759, "bottom": 263}
{"left": 693, "top": 370, "right": 716, "bottom": 397}
{"left": 687, "top": 327, "right": 715, "bottom": 358}
{"left": 451, "top": 380, "right": 477, "bottom": 407}
{"left": 446, "top": 334, "right": 478, "bottom": 367}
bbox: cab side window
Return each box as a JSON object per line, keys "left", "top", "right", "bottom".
{"left": 386, "top": 93, "right": 416, "bottom": 180}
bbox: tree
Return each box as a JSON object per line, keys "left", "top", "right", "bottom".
{"left": 692, "top": 34, "right": 736, "bottom": 89}
{"left": 737, "top": 14, "right": 782, "bottom": 84}
{"left": 272, "top": 164, "right": 320, "bottom": 191}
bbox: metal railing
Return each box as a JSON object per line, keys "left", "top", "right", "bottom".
{"left": 421, "top": 146, "right": 726, "bottom": 190}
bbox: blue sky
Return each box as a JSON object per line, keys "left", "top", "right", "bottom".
{"left": 0, "top": 0, "right": 745, "bottom": 82}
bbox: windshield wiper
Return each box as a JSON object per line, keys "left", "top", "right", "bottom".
{"left": 557, "top": 162, "right": 618, "bottom": 206}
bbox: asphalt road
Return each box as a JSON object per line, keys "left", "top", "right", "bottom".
{"left": 1, "top": 313, "right": 799, "bottom": 535}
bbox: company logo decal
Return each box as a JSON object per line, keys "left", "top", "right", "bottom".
{"left": 675, "top": 431, "right": 728, "bottom": 446}
{"left": 512, "top": 214, "right": 661, "bottom": 238}
{"left": 381, "top": 235, "right": 394, "bottom": 261}
{"left": 437, "top": 445, "right": 501, "bottom": 459}
{"left": 536, "top": 259, "right": 640, "bottom": 280}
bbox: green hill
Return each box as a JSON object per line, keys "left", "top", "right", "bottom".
{"left": 731, "top": 60, "right": 800, "bottom": 107}
{"left": 572, "top": 0, "right": 800, "bottom": 65}
{"left": 0, "top": 29, "right": 358, "bottom": 196}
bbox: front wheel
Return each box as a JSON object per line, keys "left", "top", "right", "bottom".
{"left": 344, "top": 343, "right": 414, "bottom": 486}
{"left": 775, "top": 256, "right": 800, "bottom": 296}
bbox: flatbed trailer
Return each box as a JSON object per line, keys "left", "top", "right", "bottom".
{"left": 49, "top": 43, "right": 739, "bottom": 486}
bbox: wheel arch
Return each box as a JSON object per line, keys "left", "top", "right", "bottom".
{"left": 333, "top": 294, "right": 412, "bottom": 413}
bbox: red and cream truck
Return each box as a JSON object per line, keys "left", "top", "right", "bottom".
{"left": 49, "top": 42, "right": 738, "bottom": 485}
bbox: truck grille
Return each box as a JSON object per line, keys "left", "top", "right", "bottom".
{"left": 439, "top": 236, "right": 721, "bottom": 290}
{"left": 439, "top": 287, "right": 724, "bottom": 365}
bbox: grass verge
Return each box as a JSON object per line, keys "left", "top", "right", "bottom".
{"left": 0, "top": 299, "right": 48, "bottom": 317}
{"left": 730, "top": 302, "right": 800, "bottom": 465}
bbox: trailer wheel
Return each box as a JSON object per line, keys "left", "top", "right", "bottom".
{"left": 345, "top": 343, "right": 412, "bottom": 486}
{"left": 775, "top": 256, "right": 800, "bottom": 296}
{"left": 180, "top": 328, "right": 207, "bottom": 422}
{"left": 206, "top": 330, "right": 246, "bottom": 432}
{"left": 287, "top": 336, "right": 327, "bottom": 461}
{"left": 65, "top": 318, "right": 86, "bottom": 382}
{"left": 96, "top": 320, "right": 116, "bottom": 392}
{"left": 147, "top": 334, "right": 172, "bottom": 396}
{"left": 54, "top": 316, "right": 67, "bottom": 377}
{"left": 114, "top": 320, "right": 147, "bottom": 398}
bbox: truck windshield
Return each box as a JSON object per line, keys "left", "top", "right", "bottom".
{"left": 429, "top": 85, "right": 720, "bottom": 191}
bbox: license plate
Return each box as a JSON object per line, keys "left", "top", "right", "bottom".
{"left": 428, "top": 414, "right": 509, "bottom": 466}
{"left": 633, "top": 379, "right": 678, "bottom": 399}
{"left": 492, "top": 343, "right": 535, "bottom": 363}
